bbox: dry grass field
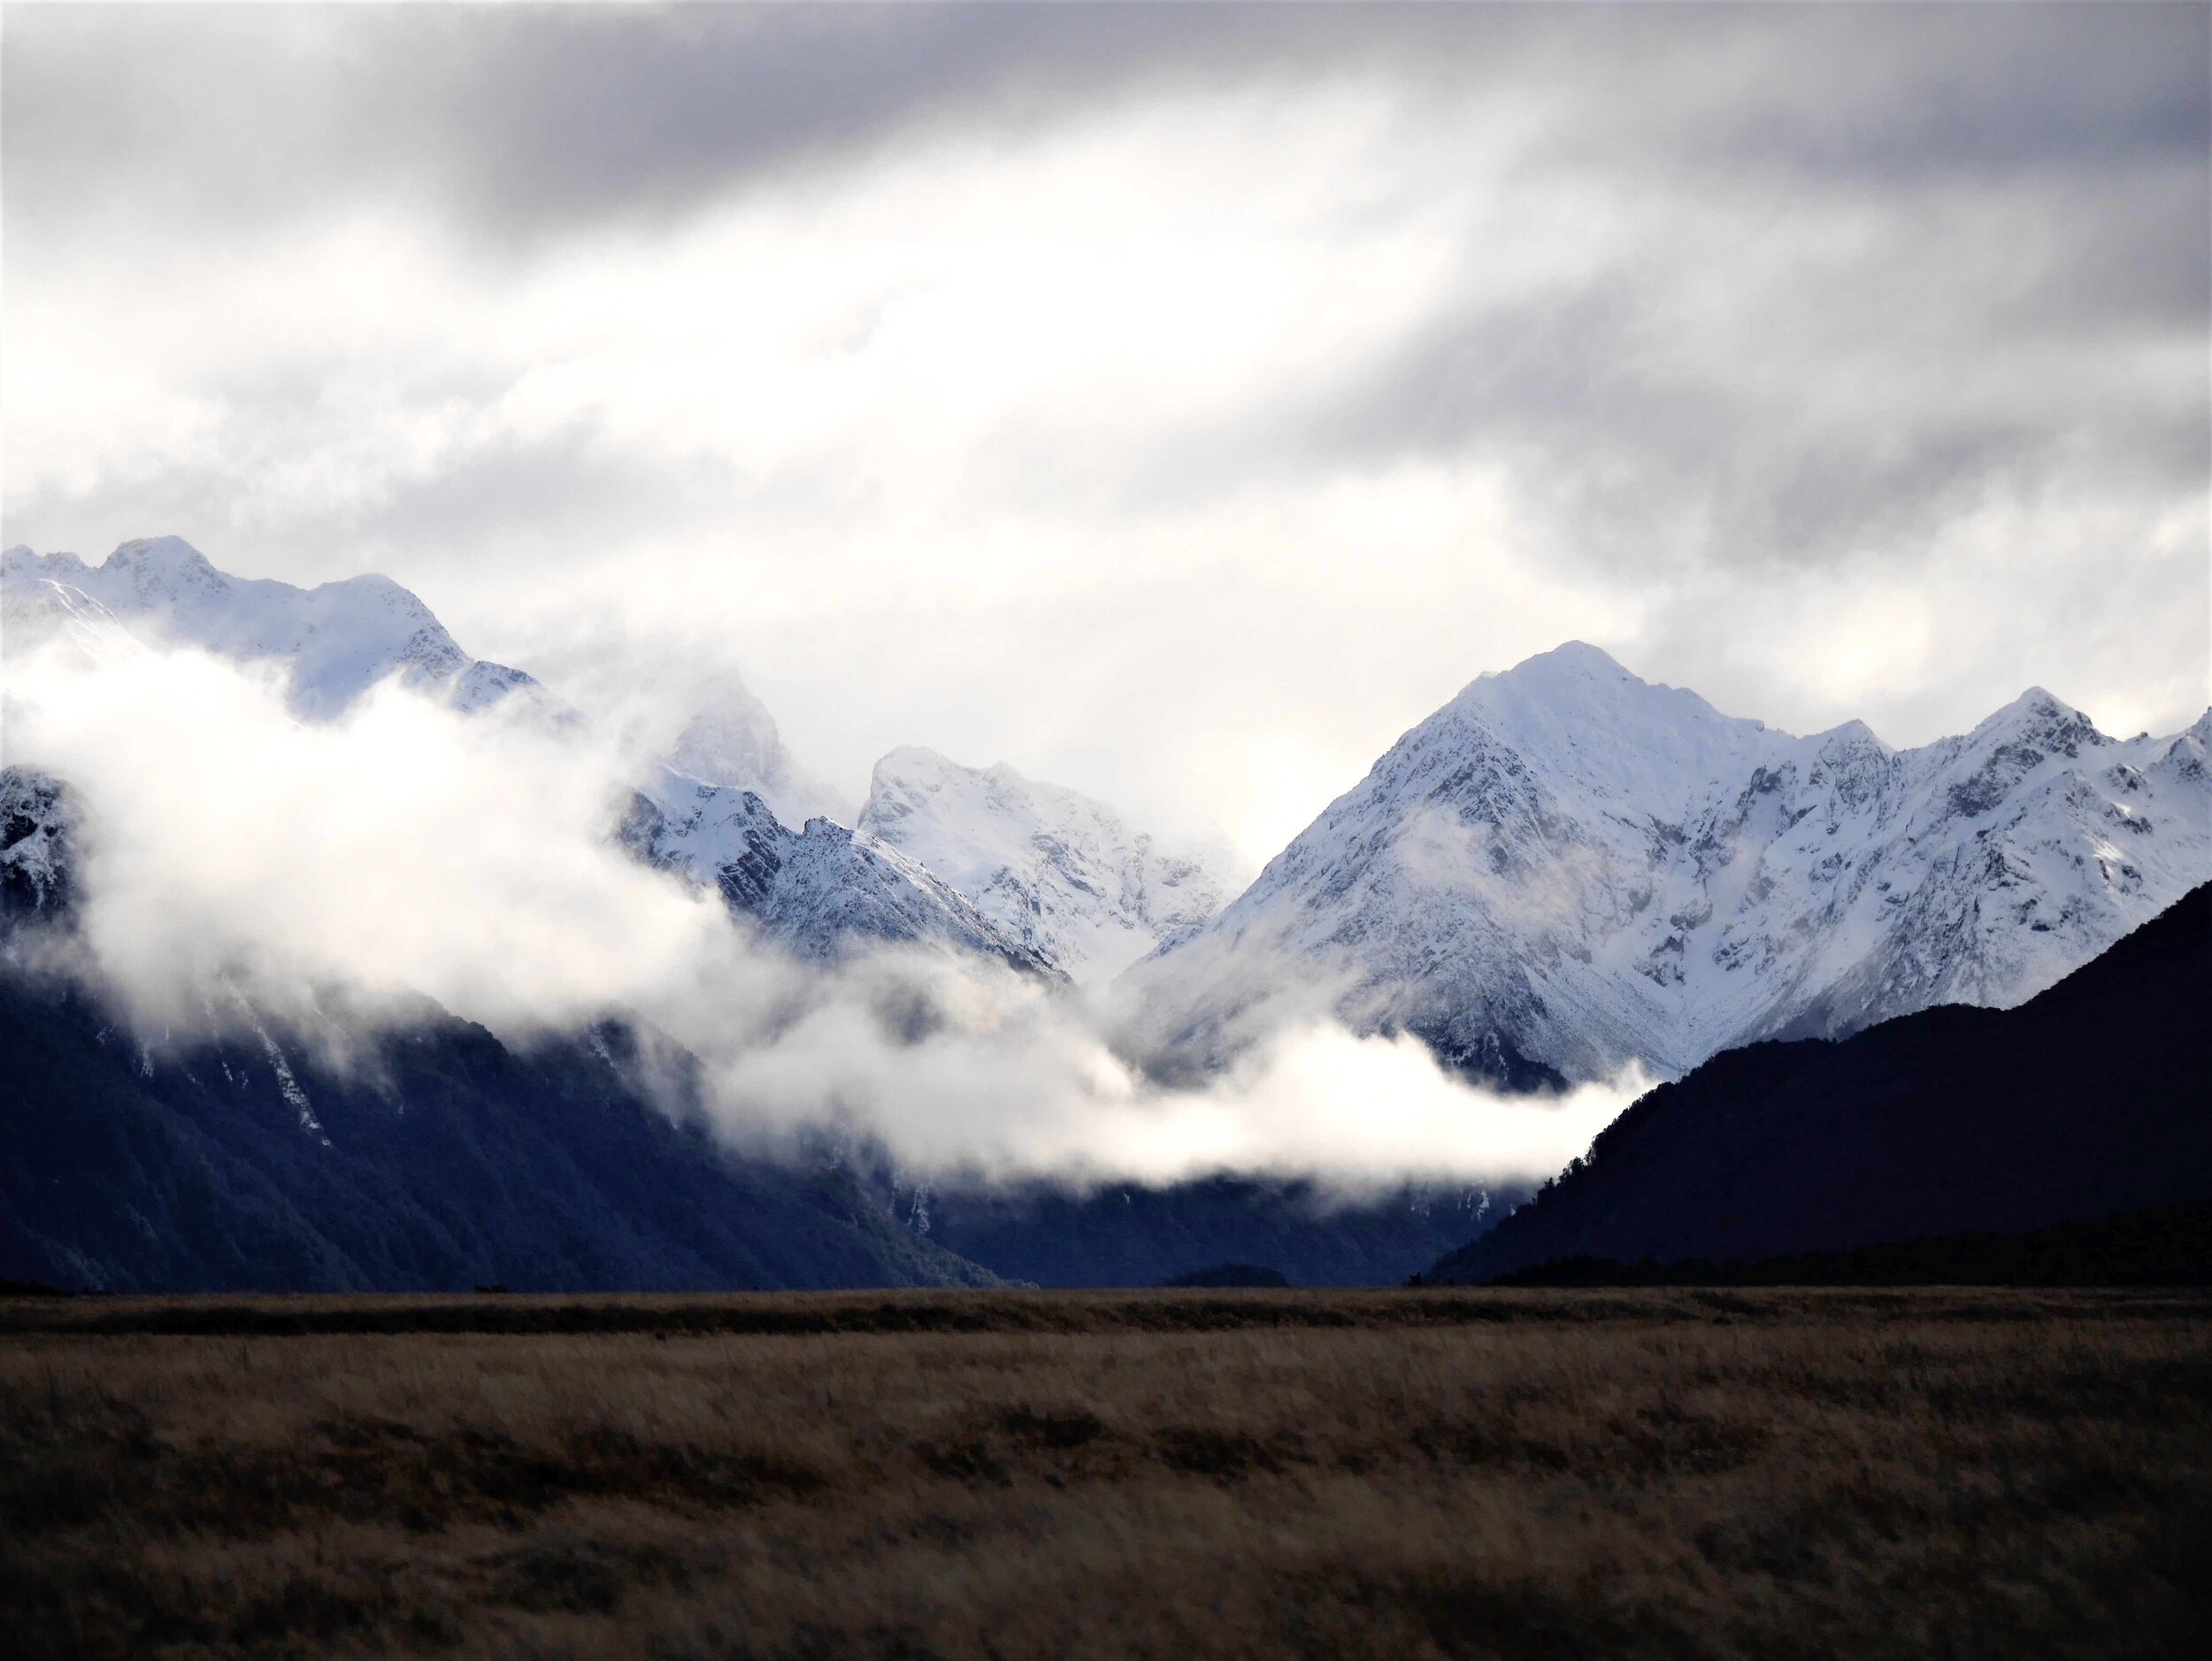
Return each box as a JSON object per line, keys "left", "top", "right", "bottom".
{"left": 3, "top": 1288, "right": 2208, "bottom": 1660}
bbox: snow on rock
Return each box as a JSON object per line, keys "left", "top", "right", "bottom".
{"left": 1125, "top": 642, "right": 2212, "bottom": 1090}
{"left": 0, "top": 553, "right": 146, "bottom": 672}
{"left": 2, "top": 539, "right": 549, "bottom": 720}
{"left": 667, "top": 673, "right": 853, "bottom": 831}
{"left": 856, "top": 747, "right": 1238, "bottom": 983}
{"left": 0, "top": 765, "right": 81, "bottom": 923}
{"left": 4, "top": 537, "right": 1046, "bottom": 979}
{"left": 621, "top": 765, "right": 1062, "bottom": 978}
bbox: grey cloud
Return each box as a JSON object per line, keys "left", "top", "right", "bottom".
{"left": 8, "top": 4, "right": 2202, "bottom": 250}
{"left": 4, "top": 2, "right": 2203, "bottom": 826}
{"left": 1, "top": 419, "right": 749, "bottom": 598}
{"left": 4, "top": 4, "right": 1354, "bottom": 247}
{"left": 345, "top": 426, "right": 743, "bottom": 554}
{"left": 1671, "top": 4, "right": 2208, "bottom": 189}
{"left": 11, "top": 0, "right": 2200, "bottom": 589}
{"left": 1269, "top": 150, "right": 2205, "bottom": 575}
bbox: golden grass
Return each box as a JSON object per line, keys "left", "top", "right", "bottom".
{"left": 4, "top": 1288, "right": 2208, "bottom": 1658}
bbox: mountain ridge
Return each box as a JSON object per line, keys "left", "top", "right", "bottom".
{"left": 3, "top": 538, "right": 549, "bottom": 719}
{"left": 10, "top": 538, "right": 2205, "bottom": 1096}
{"left": 2, "top": 540, "right": 1062, "bottom": 976}
{"left": 1121, "top": 641, "right": 2208, "bottom": 1089}
{"left": 856, "top": 745, "right": 1237, "bottom": 983}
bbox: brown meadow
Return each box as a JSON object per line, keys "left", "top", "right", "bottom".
{"left": 3, "top": 1288, "right": 2208, "bottom": 1659}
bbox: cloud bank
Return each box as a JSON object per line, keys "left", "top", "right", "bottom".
{"left": 2, "top": 642, "right": 1638, "bottom": 1185}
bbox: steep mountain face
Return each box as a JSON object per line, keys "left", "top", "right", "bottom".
{"left": 620, "top": 766, "right": 1061, "bottom": 976}
{"left": 1125, "top": 642, "right": 2210, "bottom": 1088}
{"left": 667, "top": 674, "right": 853, "bottom": 831}
{"left": 1429, "top": 881, "right": 2212, "bottom": 1282}
{"left": 2, "top": 538, "right": 549, "bottom": 719}
{"left": 856, "top": 748, "right": 1237, "bottom": 982}
{"left": 0, "top": 772, "right": 1000, "bottom": 1294}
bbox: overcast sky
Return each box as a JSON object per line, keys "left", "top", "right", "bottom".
{"left": 5, "top": 2, "right": 2207, "bottom": 864}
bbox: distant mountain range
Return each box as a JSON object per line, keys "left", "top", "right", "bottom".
{"left": 1125, "top": 640, "right": 2208, "bottom": 1090}
{"left": 1429, "top": 881, "right": 2212, "bottom": 1284}
{"left": 1, "top": 539, "right": 1230, "bottom": 982}
{"left": 4, "top": 535, "right": 2208, "bottom": 1291}
{"left": 1, "top": 536, "right": 547, "bottom": 719}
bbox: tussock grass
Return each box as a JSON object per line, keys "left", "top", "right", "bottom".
{"left": 4, "top": 1288, "right": 2208, "bottom": 1658}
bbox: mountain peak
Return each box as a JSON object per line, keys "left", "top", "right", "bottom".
{"left": 105, "top": 535, "right": 219, "bottom": 576}
{"left": 1471, "top": 640, "right": 1632, "bottom": 688}
{"left": 1524, "top": 639, "right": 1632, "bottom": 674}
{"left": 1971, "top": 686, "right": 2107, "bottom": 748}
{"left": 96, "top": 536, "right": 228, "bottom": 607}
{"left": 872, "top": 744, "right": 956, "bottom": 779}
{"left": 668, "top": 675, "right": 851, "bottom": 828}
{"left": 2001, "top": 685, "right": 2062, "bottom": 716}
{"left": 1437, "top": 640, "right": 1779, "bottom": 808}
{"left": 1809, "top": 718, "right": 1889, "bottom": 757}
{"left": 872, "top": 747, "right": 1041, "bottom": 799}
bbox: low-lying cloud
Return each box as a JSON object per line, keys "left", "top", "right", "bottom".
{"left": 1, "top": 642, "right": 1640, "bottom": 1187}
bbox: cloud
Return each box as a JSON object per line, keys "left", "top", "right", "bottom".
{"left": 3, "top": 639, "right": 753, "bottom": 1031}
{"left": 4, "top": 4, "right": 2203, "bottom": 871}
{"left": 718, "top": 989, "right": 1642, "bottom": 1188}
{"left": 2, "top": 640, "right": 1638, "bottom": 1185}
{"left": 11, "top": 6, "right": 2201, "bottom": 248}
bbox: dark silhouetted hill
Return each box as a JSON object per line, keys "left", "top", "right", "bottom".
{"left": 1485, "top": 1201, "right": 2212, "bottom": 1287}
{"left": 1432, "top": 883, "right": 2211, "bottom": 1284}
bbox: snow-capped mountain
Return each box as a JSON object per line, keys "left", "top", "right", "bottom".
{"left": 1124, "top": 642, "right": 2210, "bottom": 1090}
{"left": 855, "top": 747, "right": 1239, "bottom": 982}
{"left": 2, "top": 538, "right": 546, "bottom": 719}
{"left": 15, "top": 537, "right": 2203, "bottom": 1075}
{"left": 620, "top": 766, "right": 1060, "bottom": 977}
{"left": 666, "top": 674, "right": 853, "bottom": 831}
{"left": 3, "top": 536, "right": 1073, "bottom": 979}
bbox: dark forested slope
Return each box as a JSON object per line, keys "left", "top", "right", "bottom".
{"left": 0, "top": 974, "right": 997, "bottom": 1294}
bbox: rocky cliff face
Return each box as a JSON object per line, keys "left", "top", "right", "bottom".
{"left": 621, "top": 766, "right": 1062, "bottom": 976}
{"left": 0, "top": 766, "right": 80, "bottom": 924}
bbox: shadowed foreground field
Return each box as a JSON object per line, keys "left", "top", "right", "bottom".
{"left": 4, "top": 1288, "right": 2208, "bottom": 1659}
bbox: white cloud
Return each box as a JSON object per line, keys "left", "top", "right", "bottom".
{"left": 4, "top": 6, "right": 2202, "bottom": 872}
{"left": 4, "top": 642, "right": 1636, "bottom": 1184}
